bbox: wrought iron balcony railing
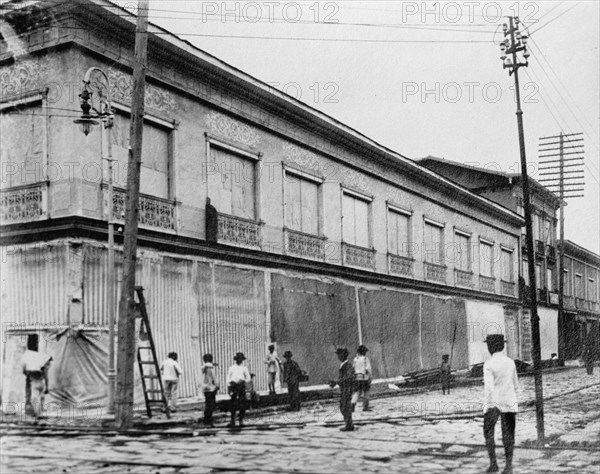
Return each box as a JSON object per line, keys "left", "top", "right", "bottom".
{"left": 1, "top": 182, "right": 48, "bottom": 224}
{"left": 343, "top": 243, "right": 376, "bottom": 270}
{"left": 388, "top": 254, "right": 414, "bottom": 277}
{"left": 284, "top": 228, "right": 326, "bottom": 261}
{"left": 424, "top": 262, "right": 446, "bottom": 284}
{"left": 564, "top": 295, "right": 575, "bottom": 308}
{"left": 501, "top": 280, "right": 516, "bottom": 297}
{"left": 454, "top": 268, "right": 473, "bottom": 288}
{"left": 480, "top": 275, "right": 496, "bottom": 293}
{"left": 104, "top": 185, "right": 177, "bottom": 232}
{"left": 217, "top": 213, "right": 263, "bottom": 249}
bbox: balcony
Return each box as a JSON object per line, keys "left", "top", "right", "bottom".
{"left": 343, "top": 243, "right": 376, "bottom": 270}
{"left": 105, "top": 186, "right": 177, "bottom": 232}
{"left": 388, "top": 254, "right": 414, "bottom": 277}
{"left": 454, "top": 269, "right": 473, "bottom": 288}
{"left": 564, "top": 295, "right": 575, "bottom": 308}
{"left": 480, "top": 275, "right": 496, "bottom": 293}
{"left": 501, "top": 280, "right": 516, "bottom": 297}
{"left": 546, "top": 245, "right": 557, "bottom": 267}
{"left": 535, "top": 240, "right": 545, "bottom": 260}
{"left": 424, "top": 262, "right": 446, "bottom": 284}
{"left": 284, "top": 228, "right": 326, "bottom": 261}
{"left": 1, "top": 182, "right": 48, "bottom": 224}
{"left": 217, "top": 213, "right": 263, "bottom": 249}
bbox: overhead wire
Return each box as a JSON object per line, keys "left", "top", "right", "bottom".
{"left": 529, "top": 2, "right": 581, "bottom": 35}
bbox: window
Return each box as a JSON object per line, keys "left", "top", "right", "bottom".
{"left": 454, "top": 231, "right": 471, "bottom": 271}
{"left": 210, "top": 146, "right": 256, "bottom": 220}
{"left": 342, "top": 191, "right": 371, "bottom": 248}
{"left": 424, "top": 220, "right": 444, "bottom": 265}
{"left": 588, "top": 277, "right": 596, "bottom": 302}
{"left": 575, "top": 274, "right": 583, "bottom": 298}
{"left": 501, "top": 248, "right": 514, "bottom": 282}
{"left": 284, "top": 170, "right": 320, "bottom": 235}
{"left": 535, "top": 263, "right": 543, "bottom": 287}
{"left": 546, "top": 268, "right": 554, "bottom": 291}
{"left": 388, "top": 207, "right": 411, "bottom": 257}
{"left": 479, "top": 241, "right": 494, "bottom": 278}
{"left": 112, "top": 111, "right": 172, "bottom": 199}
{"left": 564, "top": 269, "right": 571, "bottom": 296}
{"left": 0, "top": 103, "right": 45, "bottom": 187}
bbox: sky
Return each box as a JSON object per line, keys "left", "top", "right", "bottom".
{"left": 145, "top": 0, "right": 599, "bottom": 253}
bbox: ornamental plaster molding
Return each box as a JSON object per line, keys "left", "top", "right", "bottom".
{"left": 282, "top": 143, "right": 322, "bottom": 173}
{"left": 107, "top": 69, "right": 176, "bottom": 115}
{"left": 0, "top": 58, "right": 50, "bottom": 100}
{"left": 205, "top": 111, "right": 260, "bottom": 148}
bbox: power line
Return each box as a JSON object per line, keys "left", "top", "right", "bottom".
{"left": 529, "top": 2, "right": 581, "bottom": 35}
{"left": 529, "top": 38, "right": 600, "bottom": 161}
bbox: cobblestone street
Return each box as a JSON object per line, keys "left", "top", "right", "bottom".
{"left": 2, "top": 368, "right": 599, "bottom": 473}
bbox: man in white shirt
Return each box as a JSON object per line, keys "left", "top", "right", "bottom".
{"left": 227, "top": 352, "right": 251, "bottom": 427}
{"left": 351, "top": 345, "right": 372, "bottom": 411}
{"left": 483, "top": 334, "right": 518, "bottom": 474}
{"left": 160, "top": 352, "right": 183, "bottom": 411}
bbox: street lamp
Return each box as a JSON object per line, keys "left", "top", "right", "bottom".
{"left": 74, "top": 67, "right": 117, "bottom": 416}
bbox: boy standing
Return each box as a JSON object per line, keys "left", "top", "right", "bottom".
{"left": 160, "top": 352, "right": 183, "bottom": 412}
{"left": 329, "top": 347, "right": 355, "bottom": 432}
{"left": 440, "top": 354, "right": 451, "bottom": 395}
{"left": 227, "top": 352, "right": 251, "bottom": 427}
{"left": 283, "top": 351, "right": 302, "bottom": 411}
{"left": 483, "top": 335, "right": 518, "bottom": 474}
{"left": 351, "top": 345, "right": 372, "bottom": 411}
{"left": 264, "top": 344, "right": 282, "bottom": 396}
{"left": 200, "top": 353, "right": 218, "bottom": 426}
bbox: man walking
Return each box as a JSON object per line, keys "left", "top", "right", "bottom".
{"left": 483, "top": 334, "right": 518, "bottom": 474}
{"left": 160, "top": 352, "right": 183, "bottom": 412}
{"left": 226, "top": 352, "right": 251, "bottom": 427}
{"left": 283, "top": 350, "right": 302, "bottom": 411}
{"left": 330, "top": 347, "right": 355, "bottom": 432}
{"left": 351, "top": 345, "right": 372, "bottom": 411}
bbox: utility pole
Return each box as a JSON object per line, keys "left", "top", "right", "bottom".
{"left": 115, "top": 0, "right": 150, "bottom": 430}
{"left": 500, "top": 16, "right": 545, "bottom": 442}
{"left": 537, "top": 132, "right": 585, "bottom": 360}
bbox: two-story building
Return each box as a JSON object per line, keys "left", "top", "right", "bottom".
{"left": 1, "top": 0, "right": 524, "bottom": 407}
{"left": 418, "top": 156, "right": 562, "bottom": 360}
{"left": 560, "top": 240, "right": 600, "bottom": 360}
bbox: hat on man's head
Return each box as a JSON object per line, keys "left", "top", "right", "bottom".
{"left": 335, "top": 347, "right": 349, "bottom": 358}
{"left": 484, "top": 334, "right": 507, "bottom": 344}
{"left": 283, "top": 350, "right": 293, "bottom": 358}
{"left": 233, "top": 352, "right": 246, "bottom": 361}
{"left": 357, "top": 344, "right": 368, "bottom": 355}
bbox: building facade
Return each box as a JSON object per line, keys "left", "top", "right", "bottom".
{"left": 418, "top": 156, "right": 562, "bottom": 360}
{"left": 1, "top": 0, "right": 524, "bottom": 407}
{"left": 560, "top": 240, "right": 600, "bottom": 360}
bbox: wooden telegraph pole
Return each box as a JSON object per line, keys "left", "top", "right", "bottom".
{"left": 499, "top": 16, "right": 545, "bottom": 442}
{"left": 115, "top": 0, "right": 150, "bottom": 430}
{"left": 537, "top": 132, "right": 585, "bottom": 359}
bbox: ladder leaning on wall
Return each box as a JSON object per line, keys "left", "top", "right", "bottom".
{"left": 135, "top": 286, "right": 171, "bottom": 419}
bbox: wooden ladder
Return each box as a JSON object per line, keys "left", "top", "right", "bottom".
{"left": 135, "top": 286, "right": 170, "bottom": 419}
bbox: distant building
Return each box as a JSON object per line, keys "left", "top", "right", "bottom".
{"left": 418, "top": 156, "right": 586, "bottom": 361}
{"left": 1, "top": 0, "right": 524, "bottom": 407}
{"left": 560, "top": 240, "right": 600, "bottom": 360}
